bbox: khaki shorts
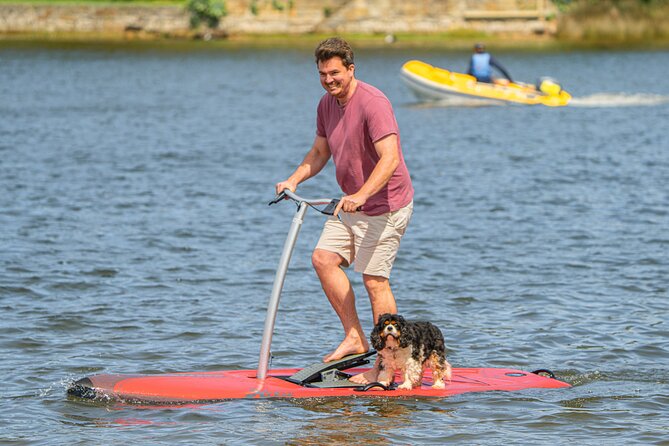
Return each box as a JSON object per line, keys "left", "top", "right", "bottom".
{"left": 315, "top": 201, "right": 413, "bottom": 278}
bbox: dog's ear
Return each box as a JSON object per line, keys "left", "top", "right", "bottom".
{"left": 397, "top": 315, "right": 413, "bottom": 348}
{"left": 370, "top": 323, "right": 385, "bottom": 350}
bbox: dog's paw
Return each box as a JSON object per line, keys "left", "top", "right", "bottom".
{"left": 397, "top": 381, "right": 414, "bottom": 390}
{"left": 431, "top": 380, "right": 446, "bottom": 389}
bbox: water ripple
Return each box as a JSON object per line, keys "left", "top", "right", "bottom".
{"left": 0, "top": 46, "right": 667, "bottom": 445}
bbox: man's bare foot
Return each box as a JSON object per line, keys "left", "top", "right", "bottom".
{"left": 348, "top": 356, "right": 380, "bottom": 384}
{"left": 349, "top": 368, "right": 379, "bottom": 385}
{"left": 323, "top": 337, "right": 369, "bottom": 363}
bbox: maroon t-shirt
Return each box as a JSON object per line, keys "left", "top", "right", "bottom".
{"left": 316, "top": 81, "right": 413, "bottom": 216}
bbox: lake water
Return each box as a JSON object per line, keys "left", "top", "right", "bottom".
{"left": 1, "top": 42, "right": 668, "bottom": 445}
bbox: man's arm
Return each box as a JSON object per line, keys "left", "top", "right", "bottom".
{"left": 276, "top": 135, "right": 331, "bottom": 195}
{"left": 490, "top": 57, "right": 513, "bottom": 82}
{"left": 335, "top": 133, "right": 400, "bottom": 214}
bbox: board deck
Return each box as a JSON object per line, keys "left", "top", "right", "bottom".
{"left": 68, "top": 366, "right": 570, "bottom": 404}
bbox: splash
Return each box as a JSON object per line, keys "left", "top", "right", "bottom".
{"left": 569, "top": 93, "right": 669, "bottom": 107}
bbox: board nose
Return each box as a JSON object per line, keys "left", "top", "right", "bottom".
{"left": 67, "top": 378, "right": 97, "bottom": 399}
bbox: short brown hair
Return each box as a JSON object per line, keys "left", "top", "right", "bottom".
{"left": 314, "top": 37, "right": 354, "bottom": 67}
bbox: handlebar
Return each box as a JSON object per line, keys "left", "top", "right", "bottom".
{"left": 269, "top": 189, "right": 340, "bottom": 216}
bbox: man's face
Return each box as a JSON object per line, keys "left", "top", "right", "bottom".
{"left": 318, "top": 57, "right": 355, "bottom": 100}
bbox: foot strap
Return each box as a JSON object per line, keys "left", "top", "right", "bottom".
{"left": 353, "top": 381, "right": 398, "bottom": 392}
{"left": 286, "top": 351, "right": 376, "bottom": 385}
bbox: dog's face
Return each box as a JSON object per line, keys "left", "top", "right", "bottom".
{"left": 371, "top": 313, "right": 408, "bottom": 350}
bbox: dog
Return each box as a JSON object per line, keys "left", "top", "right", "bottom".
{"left": 371, "top": 313, "right": 452, "bottom": 390}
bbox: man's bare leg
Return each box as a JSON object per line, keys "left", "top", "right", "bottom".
{"left": 364, "top": 274, "right": 398, "bottom": 322}
{"left": 349, "top": 274, "right": 397, "bottom": 384}
{"left": 312, "top": 249, "right": 370, "bottom": 362}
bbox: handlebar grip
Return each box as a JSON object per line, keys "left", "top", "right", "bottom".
{"left": 321, "top": 199, "right": 340, "bottom": 216}
{"left": 268, "top": 191, "right": 287, "bottom": 206}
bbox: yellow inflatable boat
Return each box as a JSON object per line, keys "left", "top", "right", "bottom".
{"left": 400, "top": 60, "right": 571, "bottom": 107}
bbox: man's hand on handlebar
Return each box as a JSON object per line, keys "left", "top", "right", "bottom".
{"left": 334, "top": 193, "right": 367, "bottom": 216}
{"left": 275, "top": 180, "right": 297, "bottom": 197}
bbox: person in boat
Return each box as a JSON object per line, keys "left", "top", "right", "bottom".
{"left": 275, "top": 36, "right": 414, "bottom": 384}
{"left": 467, "top": 43, "right": 513, "bottom": 84}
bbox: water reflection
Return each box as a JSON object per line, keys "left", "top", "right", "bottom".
{"left": 286, "top": 398, "right": 423, "bottom": 445}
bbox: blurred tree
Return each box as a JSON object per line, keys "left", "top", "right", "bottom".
{"left": 187, "top": 0, "right": 227, "bottom": 29}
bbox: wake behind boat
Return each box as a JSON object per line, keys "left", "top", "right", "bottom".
{"left": 67, "top": 190, "right": 570, "bottom": 404}
{"left": 401, "top": 60, "right": 571, "bottom": 107}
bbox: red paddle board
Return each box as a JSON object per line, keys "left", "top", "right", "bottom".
{"left": 68, "top": 366, "right": 570, "bottom": 404}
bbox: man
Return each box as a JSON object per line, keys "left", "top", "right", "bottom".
{"left": 275, "top": 37, "right": 413, "bottom": 383}
{"left": 467, "top": 43, "right": 513, "bottom": 84}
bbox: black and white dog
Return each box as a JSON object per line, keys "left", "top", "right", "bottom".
{"left": 371, "top": 313, "right": 452, "bottom": 389}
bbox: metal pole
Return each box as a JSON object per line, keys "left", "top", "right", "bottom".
{"left": 256, "top": 201, "right": 308, "bottom": 381}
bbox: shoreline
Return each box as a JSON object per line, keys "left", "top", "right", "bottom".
{"left": 1, "top": 1, "right": 669, "bottom": 50}
{"left": 2, "top": 31, "right": 669, "bottom": 51}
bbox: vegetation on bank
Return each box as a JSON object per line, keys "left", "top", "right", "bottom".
{"left": 556, "top": 0, "right": 669, "bottom": 42}
{"left": 0, "top": 0, "right": 184, "bottom": 3}
{"left": 553, "top": 0, "right": 666, "bottom": 10}
{"left": 1, "top": 0, "right": 669, "bottom": 47}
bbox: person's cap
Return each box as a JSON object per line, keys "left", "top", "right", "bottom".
{"left": 474, "top": 43, "right": 485, "bottom": 51}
